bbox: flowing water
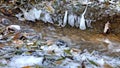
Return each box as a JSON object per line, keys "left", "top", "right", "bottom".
{"left": 28, "top": 18, "right": 120, "bottom": 57}
{"left": 0, "top": 16, "right": 120, "bottom": 68}
{"left": 5, "top": 15, "right": 120, "bottom": 56}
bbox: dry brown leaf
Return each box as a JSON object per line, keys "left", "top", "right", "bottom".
{"left": 46, "top": 40, "right": 54, "bottom": 45}
{"left": 13, "top": 39, "right": 23, "bottom": 45}
{"left": 47, "top": 50, "right": 54, "bottom": 54}
{"left": 13, "top": 32, "right": 21, "bottom": 40}
{"left": 0, "top": 8, "right": 14, "bottom": 16}
{"left": 55, "top": 60, "right": 63, "bottom": 64}
{"left": 45, "top": 5, "right": 54, "bottom": 13}
{"left": 0, "top": 43, "right": 4, "bottom": 48}
{"left": 22, "top": 66, "right": 32, "bottom": 68}
{"left": 71, "top": 48, "right": 81, "bottom": 54}
{"left": 103, "top": 63, "right": 113, "bottom": 68}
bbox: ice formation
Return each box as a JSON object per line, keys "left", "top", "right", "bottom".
{"left": 79, "top": 6, "right": 88, "bottom": 30}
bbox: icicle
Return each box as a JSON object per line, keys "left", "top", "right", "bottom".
{"left": 44, "top": 13, "right": 53, "bottom": 24}
{"left": 62, "top": 10, "right": 68, "bottom": 27}
{"left": 98, "top": 0, "right": 105, "bottom": 3}
{"left": 79, "top": 0, "right": 92, "bottom": 5}
{"left": 15, "top": 13, "right": 25, "bottom": 21}
{"left": 79, "top": 6, "right": 88, "bottom": 30}
{"left": 20, "top": 8, "right": 36, "bottom": 22}
{"left": 68, "top": 13, "right": 75, "bottom": 27}
{"left": 57, "top": 14, "right": 63, "bottom": 26}
{"left": 40, "top": 11, "right": 47, "bottom": 23}
{"left": 40, "top": 11, "right": 53, "bottom": 24}
{"left": 74, "top": 15, "right": 79, "bottom": 28}
{"left": 33, "top": 8, "right": 42, "bottom": 20}
{"left": 86, "top": 19, "right": 93, "bottom": 28}
{"left": 28, "top": 8, "right": 42, "bottom": 20}
{"left": 51, "top": 13, "right": 57, "bottom": 23}
{"left": 20, "top": 7, "right": 42, "bottom": 22}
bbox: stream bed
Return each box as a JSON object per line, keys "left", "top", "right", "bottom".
{"left": 0, "top": 16, "right": 120, "bottom": 68}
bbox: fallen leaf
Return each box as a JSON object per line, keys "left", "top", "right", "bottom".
{"left": 87, "top": 58, "right": 99, "bottom": 67}
{"left": 0, "top": 43, "right": 4, "bottom": 48}
{"left": 45, "top": 5, "right": 55, "bottom": 13}
{"left": 46, "top": 40, "right": 54, "bottom": 45}
{"left": 47, "top": 50, "right": 54, "bottom": 54}
{"left": 71, "top": 48, "right": 81, "bottom": 53}
{"left": 55, "top": 60, "right": 62, "bottom": 64}
{"left": 64, "top": 49, "right": 71, "bottom": 55}
{"left": 103, "top": 62, "right": 113, "bottom": 68}
{"left": 0, "top": 8, "right": 14, "bottom": 16}
{"left": 13, "top": 32, "right": 21, "bottom": 40}
{"left": 13, "top": 39, "right": 23, "bottom": 45}
{"left": 22, "top": 66, "right": 32, "bottom": 68}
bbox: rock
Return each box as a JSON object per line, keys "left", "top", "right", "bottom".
{"left": 6, "top": 25, "right": 21, "bottom": 33}
{"left": 1, "top": 18, "right": 12, "bottom": 26}
{"left": 55, "top": 40, "right": 68, "bottom": 47}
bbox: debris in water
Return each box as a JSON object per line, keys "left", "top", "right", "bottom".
{"left": 103, "top": 21, "right": 110, "bottom": 34}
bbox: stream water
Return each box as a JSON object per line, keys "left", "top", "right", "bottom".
{"left": 0, "top": 16, "right": 120, "bottom": 68}
{"left": 28, "top": 20, "right": 120, "bottom": 56}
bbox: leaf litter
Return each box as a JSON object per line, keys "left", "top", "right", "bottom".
{"left": 10, "top": 0, "right": 120, "bottom": 30}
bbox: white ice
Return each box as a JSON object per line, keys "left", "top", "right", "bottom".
{"left": 9, "top": 56, "right": 43, "bottom": 68}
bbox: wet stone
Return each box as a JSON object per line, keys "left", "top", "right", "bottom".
{"left": 55, "top": 40, "right": 68, "bottom": 47}
{"left": 1, "top": 18, "right": 12, "bottom": 26}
